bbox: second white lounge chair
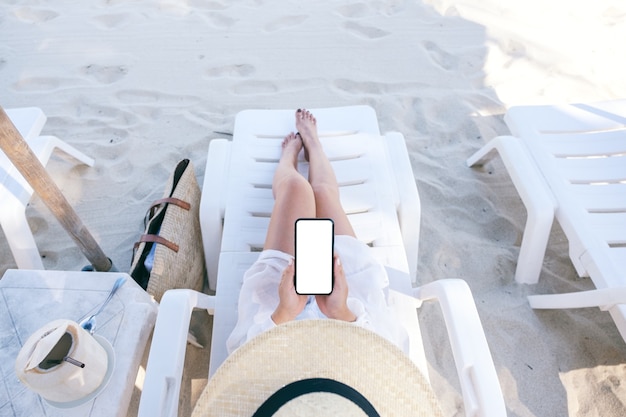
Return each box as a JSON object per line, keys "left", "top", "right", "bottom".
{"left": 467, "top": 99, "right": 626, "bottom": 342}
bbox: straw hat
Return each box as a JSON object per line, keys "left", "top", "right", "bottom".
{"left": 192, "top": 320, "right": 444, "bottom": 417}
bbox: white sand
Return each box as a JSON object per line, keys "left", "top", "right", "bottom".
{"left": 2, "top": 1, "right": 625, "bottom": 416}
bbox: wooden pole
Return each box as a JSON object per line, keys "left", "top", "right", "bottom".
{"left": 0, "top": 107, "right": 112, "bottom": 271}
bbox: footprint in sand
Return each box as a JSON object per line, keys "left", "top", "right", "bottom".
{"left": 435, "top": 250, "right": 462, "bottom": 272}
{"left": 341, "top": 21, "right": 390, "bottom": 39}
{"left": 264, "top": 15, "right": 307, "bottom": 32}
{"left": 335, "top": 3, "right": 370, "bottom": 18}
{"left": 423, "top": 41, "right": 458, "bottom": 71}
{"left": 505, "top": 39, "right": 526, "bottom": 59}
{"left": 203, "top": 13, "right": 236, "bottom": 28}
{"left": 12, "top": 77, "right": 64, "bottom": 92}
{"left": 94, "top": 125, "right": 131, "bottom": 143}
{"left": 83, "top": 64, "right": 129, "bottom": 84}
{"left": 116, "top": 90, "right": 160, "bottom": 104}
{"left": 192, "top": 0, "right": 229, "bottom": 11}
{"left": 109, "top": 159, "right": 135, "bottom": 182}
{"left": 333, "top": 79, "right": 387, "bottom": 95}
{"left": 14, "top": 7, "right": 58, "bottom": 23}
{"left": 92, "top": 14, "right": 131, "bottom": 29}
{"left": 116, "top": 90, "right": 201, "bottom": 107}
{"left": 232, "top": 80, "right": 278, "bottom": 95}
{"left": 205, "top": 64, "right": 255, "bottom": 78}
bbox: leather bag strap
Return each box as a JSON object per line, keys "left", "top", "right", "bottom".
{"left": 134, "top": 234, "right": 179, "bottom": 253}
{"left": 143, "top": 197, "right": 191, "bottom": 228}
{"left": 150, "top": 197, "right": 191, "bottom": 211}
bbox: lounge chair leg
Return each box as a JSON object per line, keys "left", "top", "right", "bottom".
{"left": 528, "top": 287, "right": 626, "bottom": 310}
{"left": 0, "top": 204, "right": 45, "bottom": 269}
{"left": 467, "top": 136, "right": 556, "bottom": 284}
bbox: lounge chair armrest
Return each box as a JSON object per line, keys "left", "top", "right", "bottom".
{"left": 414, "top": 279, "right": 506, "bottom": 417}
{"left": 200, "top": 139, "right": 231, "bottom": 291}
{"left": 138, "top": 290, "right": 215, "bottom": 417}
{"left": 467, "top": 135, "right": 556, "bottom": 284}
{"left": 385, "top": 131, "right": 421, "bottom": 283}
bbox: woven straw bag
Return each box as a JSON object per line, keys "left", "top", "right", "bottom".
{"left": 130, "top": 159, "right": 205, "bottom": 302}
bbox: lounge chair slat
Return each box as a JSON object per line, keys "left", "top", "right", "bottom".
{"left": 571, "top": 183, "right": 626, "bottom": 211}
{"left": 555, "top": 155, "right": 626, "bottom": 184}
{"left": 541, "top": 129, "right": 626, "bottom": 157}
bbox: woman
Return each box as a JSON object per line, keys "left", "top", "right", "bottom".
{"left": 226, "top": 109, "right": 408, "bottom": 354}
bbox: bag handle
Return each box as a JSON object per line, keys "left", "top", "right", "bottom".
{"left": 143, "top": 197, "right": 191, "bottom": 228}
{"left": 134, "top": 235, "right": 179, "bottom": 253}
{"left": 150, "top": 197, "right": 191, "bottom": 211}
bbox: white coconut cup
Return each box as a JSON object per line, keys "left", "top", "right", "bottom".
{"left": 15, "top": 319, "right": 108, "bottom": 403}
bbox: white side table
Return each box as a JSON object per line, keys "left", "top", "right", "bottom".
{"left": 0, "top": 270, "right": 158, "bottom": 417}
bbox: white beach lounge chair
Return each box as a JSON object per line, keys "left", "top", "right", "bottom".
{"left": 138, "top": 106, "right": 506, "bottom": 417}
{"left": 0, "top": 107, "right": 94, "bottom": 269}
{"left": 467, "top": 100, "right": 626, "bottom": 342}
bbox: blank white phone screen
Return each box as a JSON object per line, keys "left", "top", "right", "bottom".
{"left": 295, "top": 218, "right": 334, "bottom": 295}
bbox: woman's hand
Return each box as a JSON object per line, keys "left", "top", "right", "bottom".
{"left": 316, "top": 255, "right": 357, "bottom": 322}
{"left": 271, "top": 261, "right": 307, "bottom": 325}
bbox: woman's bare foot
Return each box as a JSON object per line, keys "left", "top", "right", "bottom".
{"left": 281, "top": 132, "right": 303, "bottom": 166}
{"left": 295, "top": 109, "right": 321, "bottom": 161}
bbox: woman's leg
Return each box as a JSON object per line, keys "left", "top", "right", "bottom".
{"left": 263, "top": 132, "right": 316, "bottom": 255}
{"left": 296, "top": 109, "right": 356, "bottom": 238}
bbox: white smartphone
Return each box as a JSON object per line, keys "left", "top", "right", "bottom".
{"left": 295, "top": 218, "right": 334, "bottom": 295}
